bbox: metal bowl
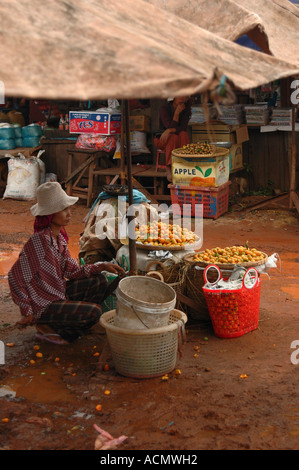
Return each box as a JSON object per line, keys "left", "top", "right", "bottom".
{"left": 210, "top": 141, "right": 233, "bottom": 149}
{"left": 103, "top": 184, "right": 128, "bottom": 196}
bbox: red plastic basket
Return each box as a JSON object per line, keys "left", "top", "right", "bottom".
{"left": 168, "top": 182, "right": 230, "bottom": 219}
{"left": 202, "top": 265, "right": 261, "bottom": 338}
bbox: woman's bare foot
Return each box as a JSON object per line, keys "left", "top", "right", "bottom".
{"left": 35, "top": 325, "right": 69, "bottom": 345}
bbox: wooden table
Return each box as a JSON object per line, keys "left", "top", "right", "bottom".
{"left": 92, "top": 164, "right": 171, "bottom": 203}
{"left": 65, "top": 148, "right": 111, "bottom": 207}
{"left": 0, "top": 146, "right": 41, "bottom": 159}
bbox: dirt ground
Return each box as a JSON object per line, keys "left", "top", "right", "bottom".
{"left": 0, "top": 194, "right": 299, "bottom": 452}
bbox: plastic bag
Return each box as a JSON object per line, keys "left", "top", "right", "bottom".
{"left": 130, "top": 131, "right": 150, "bottom": 155}
{"left": 3, "top": 153, "right": 40, "bottom": 200}
{"left": 36, "top": 150, "right": 46, "bottom": 184}
{"left": 107, "top": 99, "right": 120, "bottom": 111}
{"left": 255, "top": 253, "right": 281, "bottom": 276}
{"left": 113, "top": 135, "right": 121, "bottom": 159}
{"left": 203, "top": 265, "right": 258, "bottom": 290}
{"left": 75, "top": 134, "right": 116, "bottom": 152}
{"left": 45, "top": 173, "right": 57, "bottom": 182}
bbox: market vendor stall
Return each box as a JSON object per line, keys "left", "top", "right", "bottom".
{"left": 0, "top": 0, "right": 297, "bottom": 383}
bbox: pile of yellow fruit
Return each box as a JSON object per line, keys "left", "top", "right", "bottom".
{"left": 193, "top": 245, "right": 266, "bottom": 265}
{"left": 135, "top": 221, "right": 198, "bottom": 247}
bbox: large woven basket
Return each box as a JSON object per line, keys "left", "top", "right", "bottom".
{"left": 184, "top": 254, "right": 233, "bottom": 322}
{"left": 188, "top": 251, "right": 268, "bottom": 270}
{"left": 172, "top": 145, "right": 229, "bottom": 159}
{"left": 100, "top": 309, "right": 187, "bottom": 378}
{"left": 145, "top": 260, "right": 188, "bottom": 310}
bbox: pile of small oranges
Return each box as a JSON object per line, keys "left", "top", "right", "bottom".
{"left": 135, "top": 221, "right": 198, "bottom": 247}
{"left": 193, "top": 245, "right": 266, "bottom": 265}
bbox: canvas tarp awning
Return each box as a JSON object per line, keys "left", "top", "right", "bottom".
{"left": 146, "top": 0, "right": 299, "bottom": 67}
{"left": 1, "top": 0, "right": 299, "bottom": 101}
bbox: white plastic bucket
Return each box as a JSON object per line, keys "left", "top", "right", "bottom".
{"left": 115, "top": 276, "right": 176, "bottom": 329}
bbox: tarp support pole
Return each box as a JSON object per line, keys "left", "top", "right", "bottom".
{"left": 289, "top": 104, "right": 298, "bottom": 213}
{"left": 124, "top": 99, "right": 137, "bottom": 275}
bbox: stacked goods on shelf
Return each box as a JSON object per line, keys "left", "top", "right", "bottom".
{"left": 270, "top": 107, "right": 292, "bottom": 126}
{"left": 190, "top": 105, "right": 245, "bottom": 125}
{"left": 0, "top": 124, "right": 16, "bottom": 150}
{"left": 14, "top": 125, "right": 23, "bottom": 147}
{"left": 244, "top": 105, "right": 270, "bottom": 125}
{"left": 217, "top": 105, "right": 245, "bottom": 125}
{"left": 129, "top": 108, "right": 151, "bottom": 157}
{"left": 22, "top": 124, "right": 42, "bottom": 147}
{"left": 0, "top": 123, "right": 42, "bottom": 150}
{"left": 190, "top": 105, "right": 217, "bottom": 124}
{"left": 190, "top": 120, "right": 249, "bottom": 145}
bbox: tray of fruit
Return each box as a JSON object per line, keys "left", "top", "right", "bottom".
{"left": 172, "top": 142, "right": 229, "bottom": 158}
{"left": 184, "top": 244, "right": 268, "bottom": 268}
{"left": 135, "top": 221, "right": 200, "bottom": 251}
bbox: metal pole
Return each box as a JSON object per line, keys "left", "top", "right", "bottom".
{"left": 289, "top": 105, "right": 296, "bottom": 209}
{"left": 120, "top": 100, "right": 126, "bottom": 185}
{"left": 124, "top": 100, "right": 137, "bottom": 275}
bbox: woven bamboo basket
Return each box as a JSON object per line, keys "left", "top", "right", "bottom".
{"left": 189, "top": 251, "right": 268, "bottom": 270}
{"left": 145, "top": 260, "right": 188, "bottom": 310}
{"left": 136, "top": 240, "right": 200, "bottom": 251}
{"left": 183, "top": 251, "right": 268, "bottom": 322}
{"left": 172, "top": 145, "right": 229, "bottom": 159}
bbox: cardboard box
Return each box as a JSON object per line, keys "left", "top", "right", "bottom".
{"left": 129, "top": 115, "right": 151, "bottom": 132}
{"left": 69, "top": 111, "right": 121, "bottom": 135}
{"left": 191, "top": 120, "right": 249, "bottom": 145}
{"left": 229, "top": 144, "right": 243, "bottom": 172}
{"left": 171, "top": 154, "right": 230, "bottom": 187}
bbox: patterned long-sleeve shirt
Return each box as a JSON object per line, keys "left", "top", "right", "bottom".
{"left": 8, "top": 228, "right": 99, "bottom": 321}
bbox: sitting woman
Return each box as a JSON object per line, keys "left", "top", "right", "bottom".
{"left": 154, "top": 96, "right": 192, "bottom": 181}
{"left": 8, "top": 181, "right": 125, "bottom": 345}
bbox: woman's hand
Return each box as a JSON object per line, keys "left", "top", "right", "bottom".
{"left": 160, "top": 128, "right": 175, "bottom": 145}
{"left": 97, "top": 262, "right": 126, "bottom": 277}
